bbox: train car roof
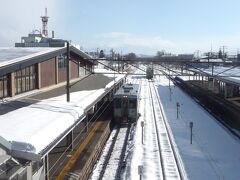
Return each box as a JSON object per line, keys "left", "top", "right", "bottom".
{"left": 114, "top": 83, "right": 139, "bottom": 98}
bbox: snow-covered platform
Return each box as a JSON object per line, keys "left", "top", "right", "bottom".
{"left": 0, "top": 69, "right": 125, "bottom": 162}
{"left": 155, "top": 75, "right": 240, "bottom": 179}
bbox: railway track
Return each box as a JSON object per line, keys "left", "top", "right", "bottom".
{"left": 92, "top": 124, "right": 131, "bottom": 180}
{"left": 148, "top": 81, "right": 185, "bottom": 180}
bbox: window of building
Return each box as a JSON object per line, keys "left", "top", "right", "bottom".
{"left": 58, "top": 55, "right": 67, "bottom": 69}
{"left": 79, "top": 65, "right": 86, "bottom": 76}
{"left": 15, "top": 65, "right": 36, "bottom": 95}
{"left": 0, "top": 75, "right": 9, "bottom": 99}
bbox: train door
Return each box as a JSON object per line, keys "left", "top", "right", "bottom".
{"left": 121, "top": 97, "right": 128, "bottom": 123}
{"left": 129, "top": 99, "right": 137, "bottom": 122}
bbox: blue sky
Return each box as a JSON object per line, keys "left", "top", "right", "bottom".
{"left": 1, "top": 0, "right": 240, "bottom": 55}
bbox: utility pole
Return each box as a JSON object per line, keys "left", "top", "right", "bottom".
{"left": 189, "top": 122, "right": 193, "bottom": 144}
{"left": 176, "top": 102, "right": 180, "bottom": 119}
{"left": 141, "top": 121, "right": 144, "bottom": 144}
{"left": 66, "top": 41, "right": 70, "bottom": 102}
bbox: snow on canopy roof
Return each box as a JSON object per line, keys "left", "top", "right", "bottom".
{"left": 199, "top": 58, "right": 224, "bottom": 62}
{"left": 190, "top": 66, "right": 240, "bottom": 85}
{"left": 0, "top": 46, "right": 93, "bottom": 70}
{"left": 0, "top": 47, "right": 64, "bottom": 68}
{"left": 0, "top": 70, "right": 125, "bottom": 161}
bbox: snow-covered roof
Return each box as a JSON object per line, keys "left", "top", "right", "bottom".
{"left": 0, "top": 46, "right": 93, "bottom": 77}
{"left": 114, "top": 83, "right": 139, "bottom": 98}
{"left": 0, "top": 47, "right": 64, "bottom": 68}
{"left": 190, "top": 66, "right": 240, "bottom": 86}
{"left": 0, "top": 70, "right": 125, "bottom": 161}
{"left": 199, "top": 58, "right": 223, "bottom": 63}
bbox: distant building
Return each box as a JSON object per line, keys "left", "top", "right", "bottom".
{"left": 15, "top": 32, "right": 66, "bottom": 48}
{"left": 177, "top": 54, "right": 194, "bottom": 60}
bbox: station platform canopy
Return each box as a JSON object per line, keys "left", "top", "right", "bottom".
{"left": 189, "top": 66, "right": 240, "bottom": 86}
{"left": 0, "top": 69, "right": 125, "bottom": 162}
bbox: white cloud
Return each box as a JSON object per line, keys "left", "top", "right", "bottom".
{"left": 85, "top": 31, "right": 240, "bottom": 55}
{"left": 92, "top": 32, "right": 177, "bottom": 54}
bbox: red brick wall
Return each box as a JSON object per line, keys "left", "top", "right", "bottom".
{"left": 40, "top": 58, "right": 56, "bottom": 88}
{"left": 71, "top": 60, "right": 79, "bottom": 79}
{"left": 58, "top": 68, "right": 66, "bottom": 83}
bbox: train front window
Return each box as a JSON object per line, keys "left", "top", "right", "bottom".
{"left": 129, "top": 99, "right": 136, "bottom": 108}
{"left": 122, "top": 98, "right": 128, "bottom": 109}
{"left": 114, "top": 98, "right": 121, "bottom": 108}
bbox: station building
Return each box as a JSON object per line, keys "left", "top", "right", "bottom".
{"left": 0, "top": 46, "right": 125, "bottom": 179}
{"left": 0, "top": 46, "right": 93, "bottom": 100}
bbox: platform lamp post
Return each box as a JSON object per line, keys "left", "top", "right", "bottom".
{"left": 176, "top": 102, "right": 180, "bottom": 119}
{"left": 66, "top": 41, "right": 70, "bottom": 102}
{"left": 189, "top": 122, "right": 193, "bottom": 144}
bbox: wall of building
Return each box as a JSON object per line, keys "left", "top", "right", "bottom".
{"left": 40, "top": 58, "right": 56, "bottom": 88}
{"left": 58, "top": 67, "right": 67, "bottom": 83}
{"left": 71, "top": 60, "right": 79, "bottom": 79}
{"left": 0, "top": 52, "right": 93, "bottom": 98}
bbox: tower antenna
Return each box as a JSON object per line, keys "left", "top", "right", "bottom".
{"left": 41, "top": 8, "right": 49, "bottom": 37}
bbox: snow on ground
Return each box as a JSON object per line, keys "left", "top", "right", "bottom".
{"left": 155, "top": 74, "right": 240, "bottom": 180}
{"left": 123, "top": 78, "right": 162, "bottom": 180}
{"left": 103, "top": 127, "right": 128, "bottom": 179}
{"left": 123, "top": 76, "right": 181, "bottom": 180}
{"left": 121, "top": 68, "right": 240, "bottom": 180}
{"left": 91, "top": 127, "right": 119, "bottom": 179}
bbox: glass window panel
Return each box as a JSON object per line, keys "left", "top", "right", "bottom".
{"left": 58, "top": 55, "right": 67, "bottom": 69}
{"left": 16, "top": 70, "right": 21, "bottom": 77}
{"left": 29, "top": 75, "right": 32, "bottom": 90}
{"left": 17, "top": 78, "right": 21, "bottom": 94}
{"left": 21, "top": 68, "right": 25, "bottom": 76}
{"left": 30, "top": 66, "right": 33, "bottom": 74}
{"left": 26, "top": 76, "right": 29, "bottom": 91}
{"left": 0, "top": 79, "right": 3, "bottom": 98}
{"left": 32, "top": 75, "right": 36, "bottom": 89}
{"left": 32, "top": 66, "right": 35, "bottom": 75}
{"left": 22, "top": 77, "right": 25, "bottom": 92}
{"left": 114, "top": 98, "right": 121, "bottom": 108}
{"left": 3, "top": 78, "right": 8, "bottom": 97}
{"left": 25, "top": 67, "right": 30, "bottom": 75}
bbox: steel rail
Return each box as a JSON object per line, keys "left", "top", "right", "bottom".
{"left": 149, "top": 81, "right": 184, "bottom": 180}
{"left": 148, "top": 81, "right": 166, "bottom": 180}
{"left": 98, "top": 126, "right": 120, "bottom": 180}
{"left": 152, "top": 82, "right": 185, "bottom": 180}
